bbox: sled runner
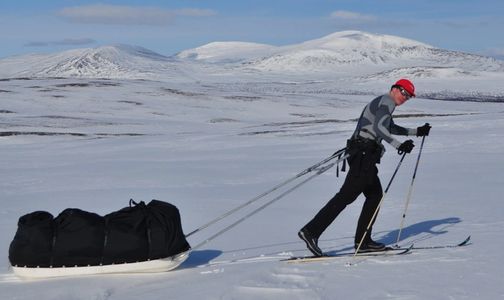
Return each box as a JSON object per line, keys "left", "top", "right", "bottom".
{"left": 12, "top": 250, "right": 190, "bottom": 279}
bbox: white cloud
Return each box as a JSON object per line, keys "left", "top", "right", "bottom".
{"left": 58, "top": 4, "right": 216, "bottom": 26}
{"left": 25, "top": 38, "right": 96, "bottom": 47}
{"left": 479, "top": 47, "right": 504, "bottom": 59}
{"left": 174, "top": 8, "right": 217, "bottom": 17}
{"left": 330, "top": 10, "right": 376, "bottom": 22}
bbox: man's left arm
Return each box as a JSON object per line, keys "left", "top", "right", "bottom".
{"left": 390, "top": 118, "right": 416, "bottom": 136}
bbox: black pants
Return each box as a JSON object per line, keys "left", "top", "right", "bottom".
{"left": 303, "top": 145, "right": 383, "bottom": 244}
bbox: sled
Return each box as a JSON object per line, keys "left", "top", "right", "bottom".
{"left": 9, "top": 199, "right": 192, "bottom": 279}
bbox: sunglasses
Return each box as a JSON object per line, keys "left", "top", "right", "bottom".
{"left": 398, "top": 87, "right": 411, "bottom": 99}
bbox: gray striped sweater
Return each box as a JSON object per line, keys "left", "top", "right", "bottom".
{"left": 352, "top": 94, "right": 417, "bottom": 150}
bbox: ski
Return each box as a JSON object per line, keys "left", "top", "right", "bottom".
{"left": 284, "top": 244, "right": 413, "bottom": 263}
{"left": 285, "top": 236, "right": 470, "bottom": 264}
{"left": 395, "top": 235, "right": 471, "bottom": 251}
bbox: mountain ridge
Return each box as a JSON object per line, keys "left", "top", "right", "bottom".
{"left": 0, "top": 44, "right": 180, "bottom": 79}
{"left": 1, "top": 31, "right": 503, "bottom": 80}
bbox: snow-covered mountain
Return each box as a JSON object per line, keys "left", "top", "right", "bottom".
{"left": 0, "top": 44, "right": 182, "bottom": 79}
{"left": 175, "top": 41, "right": 277, "bottom": 63}
{"left": 245, "top": 31, "right": 504, "bottom": 75}
{"left": 1, "top": 31, "right": 503, "bottom": 81}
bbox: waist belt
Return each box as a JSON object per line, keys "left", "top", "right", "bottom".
{"left": 348, "top": 136, "right": 380, "bottom": 151}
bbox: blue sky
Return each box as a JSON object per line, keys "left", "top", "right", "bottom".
{"left": 1, "top": 0, "right": 503, "bottom": 59}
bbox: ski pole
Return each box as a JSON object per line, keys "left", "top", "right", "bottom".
{"left": 185, "top": 148, "right": 346, "bottom": 238}
{"left": 395, "top": 136, "right": 427, "bottom": 246}
{"left": 353, "top": 152, "right": 407, "bottom": 257}
{"left": 191, "top": 158, "right": 345, "bottom": 250}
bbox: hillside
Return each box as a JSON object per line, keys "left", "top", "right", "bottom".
{"left": 246, "top": 31, "right": 504, "bottom": 74}
{"left": 175, "top": 41, "right": 277, "bottom": 63}
{"left": 0, "top": 44, "right": 183, "bottom": 79}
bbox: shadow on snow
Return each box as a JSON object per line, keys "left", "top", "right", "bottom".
{"left": 180, "top": 217, "right": 462, "bottom": 265}
{"left": 325, "top": 216, "right": 462, "bottom": 255}
{"left": 179, "top": 249, "right": 222, "bottom": 269}
{"left": 378, "top": 217, "right": 462, "bottom": 245}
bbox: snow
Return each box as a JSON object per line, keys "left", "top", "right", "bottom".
{"left": 1, "top": 31, "right": 504, "bottom": 299}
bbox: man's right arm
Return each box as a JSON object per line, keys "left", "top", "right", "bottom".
{"left": 373, "top": 105, "right": 402, "bottom": 149}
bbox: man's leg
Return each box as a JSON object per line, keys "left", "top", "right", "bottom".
{"left": 355, "top": 166, "right": 384, "bottom": 246}
{"left": 302, "top": 165, "right": 366, "bottom": 239}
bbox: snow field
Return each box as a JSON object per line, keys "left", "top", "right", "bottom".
{"left": 1, "top": 77, "right": 503, "bottom": 299}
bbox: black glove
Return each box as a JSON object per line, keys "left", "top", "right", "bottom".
{"left": 416, "top": 123, "right": 431, "bottom": 137}
{"left": 398, "top": 140, "right": 415, "bottom": 155}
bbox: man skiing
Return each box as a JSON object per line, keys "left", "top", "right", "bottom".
{"left": 298, "top": 79, "right": 431, "bottom": 256}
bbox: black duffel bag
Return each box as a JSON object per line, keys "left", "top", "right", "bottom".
{"left": 9, "top": 199, "right": 191, "bottom": 268}
{"left": 51, "top": 209, "right": 105, "bottom": 267}
{"left": 102, "top": 201, "right": 150, "bottom": 264}
{"left": 147, "top": 200, "right": 190, "bottom": 260}
{"left": 9, "top": 211, "right": 54, "bottom": 267}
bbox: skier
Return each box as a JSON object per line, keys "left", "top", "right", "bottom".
{"left": 298, "top": 79, "right": 431, "bottom": 256}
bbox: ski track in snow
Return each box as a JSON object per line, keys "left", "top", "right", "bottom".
{"left": 221, "top": 267, "right": 322, "bottom": 300}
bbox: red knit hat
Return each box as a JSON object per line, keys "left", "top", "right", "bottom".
{"left": 394, "top": 79, "right": 416, "bottom": 97}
